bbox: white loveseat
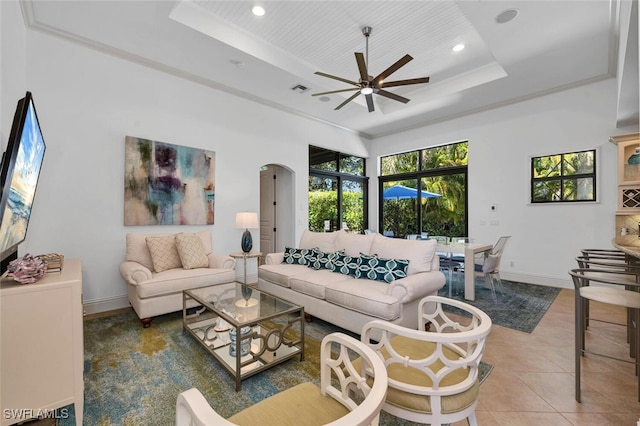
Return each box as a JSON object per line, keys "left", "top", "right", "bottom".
{"left": 119, "top": 230, "right": 235, "bottom": 327}
{"left": 258, "top": 230, "right": 445, "bottom": 335}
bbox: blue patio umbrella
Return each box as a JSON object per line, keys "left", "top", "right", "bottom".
{"left": 383, "top": 184, "right": 442, "bottom": 200}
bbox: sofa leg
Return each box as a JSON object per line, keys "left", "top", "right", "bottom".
{"left": 141, "top": 318, "right": 152, "bottom": 328}
{"left": 304, "top": 313, "right": 312, "bottom": 323}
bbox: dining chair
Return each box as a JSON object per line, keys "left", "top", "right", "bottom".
{"left": 568, "top": 268, "right": 640, "bottom": 402}
{"left": 471, "top": 236, "right": 511, "bottom": 301}
{"left": 358, "top": 295, "right": 492, "bottom": 426}
{"left": 175, "top": 332, "right": 388, "bottom": 426}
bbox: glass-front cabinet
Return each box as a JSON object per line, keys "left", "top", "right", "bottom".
{"left": 611, "top": 133, "right": 640, "bottom": 246}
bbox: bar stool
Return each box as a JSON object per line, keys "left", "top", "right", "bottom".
{"left": 568, "top": 268, "right": 640, "bottom": 402}
{"left": 576, "top": 255, "right": 640, "bottom": 353}
{"left": 580, "top": 248, "right": 627, "bottom": 259}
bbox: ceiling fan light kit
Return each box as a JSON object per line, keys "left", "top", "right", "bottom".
{"left": 312, "top": 26, "right": 430, "bottom": 113}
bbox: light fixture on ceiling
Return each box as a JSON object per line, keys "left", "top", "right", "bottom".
{"left": 251, "top": 5, "right": 266, "bottom": 17}
{"left": 312, "top": 26, "right": 430, "bottom": 113}
{"left": 496, "top": 8, "right": 519, "bottom": 24}
{"left": 452, "top": 43, "right": 465, "bottom": 52}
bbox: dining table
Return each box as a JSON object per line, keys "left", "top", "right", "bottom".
{"left": 436, "top": 241, "right": 494, "bottom": 301}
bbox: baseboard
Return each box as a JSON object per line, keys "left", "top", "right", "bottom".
{"left": 501, "top": 271, "right": 572, "bottom": 289}
{"left": 83, "top": 295, "right": 130, "bottom": 316}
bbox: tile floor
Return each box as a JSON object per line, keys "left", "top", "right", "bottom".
{"left": 83, "top": 290, "right": 640, "bottom": 425}
{"left": 463, "top": 288, "right": 640, "bottom": 425}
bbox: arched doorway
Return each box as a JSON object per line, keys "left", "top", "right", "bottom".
{"left": 260, "top": 164, "right": 295, "bottom": 255}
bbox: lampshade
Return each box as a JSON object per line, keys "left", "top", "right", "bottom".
{"left": 235, "top": 212, "right": 258, "bottom": 229}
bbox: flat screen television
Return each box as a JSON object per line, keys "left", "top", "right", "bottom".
{"left": 0, "top": 91, "right": 46, "bottom": 275}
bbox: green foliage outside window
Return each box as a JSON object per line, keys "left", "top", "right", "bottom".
{"left": 309, "top": 146, "right": 367, "bottom": 233}
{"left": 531, "top": 150, "right": 595, "bottom": 202}
{"left": 381, "top": 142, "right": 468, "bottom": 238}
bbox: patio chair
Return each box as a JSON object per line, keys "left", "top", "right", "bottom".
{"left": 175, "top": 332, "right": 388, "bottom": 426}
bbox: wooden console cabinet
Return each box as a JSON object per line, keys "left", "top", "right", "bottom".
{"left": 1, "top": 258, "right": 83, "bottom": 426}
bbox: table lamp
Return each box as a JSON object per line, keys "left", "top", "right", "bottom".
{"left": 235, "top": 212, "right": 258, "bottom": 253}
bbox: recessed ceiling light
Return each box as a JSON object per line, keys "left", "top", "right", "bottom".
{"left": 496, "top": 8, "right": 519, "bottom": 24}
{"left": 252, "top": 6, "right": 265, "bottom": 17}
{"left": 452, "top": 44, "right": 465, "bottom": 52}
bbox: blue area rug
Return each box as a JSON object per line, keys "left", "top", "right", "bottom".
{"left": 79, "top": 310, "right": 492, "bottom": 425}
{"left": 438, "top": 275, "right": 561, "bottom": 333}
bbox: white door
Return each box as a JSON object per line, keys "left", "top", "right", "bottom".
{"left": 260, "top": 166, "right": 276, "bottom": 255}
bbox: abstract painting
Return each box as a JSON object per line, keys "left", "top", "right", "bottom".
{"left": 124, "top": 136, "right": 215, "bottom": 225}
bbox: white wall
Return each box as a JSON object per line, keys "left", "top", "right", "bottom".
{"left": 0, "top": 1, "right": 27, "bottom": 143}
{"left": 5, "top": 25, "right": 369, "bottom": 312}
{"left": 369, "top": 79, "right": 638, "bottom": 288}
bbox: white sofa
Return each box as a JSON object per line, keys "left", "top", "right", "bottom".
{"left": 119, "top": 230, "right": 235, "bottom": 327}
{"left": 258, "top": 230, "right": 445, "bottom": 335}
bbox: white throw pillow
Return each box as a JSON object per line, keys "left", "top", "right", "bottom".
{"left": 370, "top": 234, "right": 436, "bottom": 275}
{"left": 298, "top": 229, "right": 337, "bottom": 252}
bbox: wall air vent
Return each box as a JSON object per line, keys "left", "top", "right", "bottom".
{"left": 291, "top": 84, "right": 309, "bottom": 93}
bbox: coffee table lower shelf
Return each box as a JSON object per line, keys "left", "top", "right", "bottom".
{"left": 182, "top": 286, "right": 305, "bottom": 391}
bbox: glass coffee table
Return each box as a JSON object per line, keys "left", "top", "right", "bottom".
{"left": 183, "top": 282, "right": 305, "bottom": 391}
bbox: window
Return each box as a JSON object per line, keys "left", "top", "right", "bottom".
{"left": 380, "top": 142, "right": 468, "bottom": 238}
{"left": 531, "top": 149, "right": 596, "bottom": 203}
{"left": 309, "top": 146, "right": 367, "bottom": 233}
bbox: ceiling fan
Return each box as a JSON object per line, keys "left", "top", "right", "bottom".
{"left": 312, "top": 26, "right": 430, "bottom": 113}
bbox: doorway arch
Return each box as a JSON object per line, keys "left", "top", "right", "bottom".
{"left": 260, "top": 164, "right": 295, "bottom": 255}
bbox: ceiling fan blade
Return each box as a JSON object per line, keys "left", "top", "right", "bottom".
{"left": 373, "top": 54, "right": 413, "bottom": 84}
{"left": 355, "top": 52, "right": 369, "bottom": 82}
{"left": 335, "top": 91, "right": 361, "bottom": 110}
{"left": 314, "top": 71, "right": 360, "bottom": 87}
{"left": 365, "top": 93, "right": 375, "bottom": 112}
{"left": 376, "top": 89, "right": 410, "bottom": 104}
{"left": 381, "top": 76, "right": 430, "bottom": 88}
{"left": 312, "top": 88, "right": 360, "bottom": 96}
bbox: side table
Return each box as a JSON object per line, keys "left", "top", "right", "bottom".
{"left": 230, "top": 252, "right": 263, "bottom": 285}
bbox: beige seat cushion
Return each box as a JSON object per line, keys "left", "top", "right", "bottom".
{"left": 135, "top": 268, "right": 235, "bottom": 298}
{"left": 228, "top": 382, "right": 349, "bottom": 425}
{"left": 355, "top": 335, "right": 478, "bottom": 415}
{"left": 258, "top": 263, "right": 310, "bottom": 288}
{"left": 288, "top": 269, "right": 355, "bottom": 299}
{"left": 324, "top": 279, "right": 400, "bottom": 320}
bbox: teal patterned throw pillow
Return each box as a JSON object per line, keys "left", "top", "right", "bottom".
{"left": 357, "top": 254, "right": 410, "bottom": 283}
{"left": 331, "top": 252, "right": 359, "bottom": 276}
{"left": 355, "top": 254, "right": 378, "bottom": 279}
{"left": 311, "top": 250, "right": 344, "bottom": 270}
{"left": 283, "top": 247, "right": 316, "bottom": 266}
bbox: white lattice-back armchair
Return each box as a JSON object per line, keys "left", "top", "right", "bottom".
{"left": 175, "top": 332, "right": 388, "bottom": 426}
{"left": 360, "top": 295, "right": 492, "bottom": 426}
